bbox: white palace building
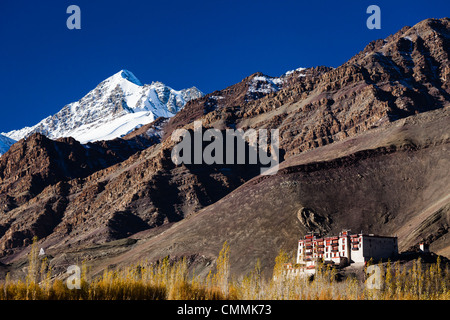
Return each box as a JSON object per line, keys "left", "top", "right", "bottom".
{"left": 284, "top": 230, "right": 398, "bottom": 276}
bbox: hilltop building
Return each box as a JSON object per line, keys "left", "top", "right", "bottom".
{"left": 284, "top": 230, "right": 398, "bottom": 276}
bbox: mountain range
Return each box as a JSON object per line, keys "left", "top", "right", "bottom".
{"left": 0, "top": 17, "right": 449, "bottom": 280}
{"left": 2, "top": 70, "right": 203, "bottom": 147}
{"left": 0, "top": 67, "right": 303, "bottom": 155}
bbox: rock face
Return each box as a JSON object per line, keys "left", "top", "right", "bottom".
{"left": 161, "top": 70, "right": 312, "bottom": 139}
{"left": 0, "top": 131, "right": 161, "bottom": 251}
{"left": 297, "top": 207, "right": 332, "bottom": 234}
{"left": 0, "top": 18, "right": 449, "bottom": 278}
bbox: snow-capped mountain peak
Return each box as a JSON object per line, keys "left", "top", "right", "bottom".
{"left": 3, "top": 70, "right": 203, "bottom": 144}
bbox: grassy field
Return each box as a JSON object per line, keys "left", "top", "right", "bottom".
{"left": 0, "top": 241, "right": 449, "bottom": 300}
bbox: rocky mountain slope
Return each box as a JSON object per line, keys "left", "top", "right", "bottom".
{"left": 92, "top": 107, "right": 450, "bottom": 278}
{"left": 0, "top": 18, "right": 449, "bottom": 279}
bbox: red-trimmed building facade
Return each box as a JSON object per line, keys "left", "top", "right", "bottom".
{"left": 296, "top": 230, "right": 398, "bottom": 270}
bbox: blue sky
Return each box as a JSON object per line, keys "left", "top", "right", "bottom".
{"left": 0, "top": 0, "right": 448, "bottom": 132}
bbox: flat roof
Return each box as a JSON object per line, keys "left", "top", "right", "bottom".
{"left": 300, "top": 232, "right": 397, "bottom": 241}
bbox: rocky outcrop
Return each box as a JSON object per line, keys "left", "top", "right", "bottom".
{"left": 297, "top": 207, "right": 332, "bottom": 234}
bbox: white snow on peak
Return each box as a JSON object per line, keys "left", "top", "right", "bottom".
{"left": 284, "top": 67, "right": 307, "bottom": 77}
{"left": 248, "top": 74, "right": 283, "bottom": 95}
{"left": 247, "top": 67, "right": 306, "bottom": 96}
{"left": 3, "top": 70, "right": 204, "bottom": 144}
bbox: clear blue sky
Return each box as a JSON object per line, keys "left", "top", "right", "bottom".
{"left": 0, "top": 0, "right": 448, "bottom": 132}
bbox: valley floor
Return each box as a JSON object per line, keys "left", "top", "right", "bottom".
{"left": 1, "top": 243, "right": 449, "bottom": 300}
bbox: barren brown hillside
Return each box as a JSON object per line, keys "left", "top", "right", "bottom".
{"left": 83, "top": 107, "right": 448, "bottom": 278}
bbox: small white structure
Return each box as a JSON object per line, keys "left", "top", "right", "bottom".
{"left": 39, "top": 248, "right": 45, "bottom": 256}
{"left": 284, "top": 230, "right": 398, "bottom": 277}
{"left": 419, "top": 243, "right": 430, "bottom": 253}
